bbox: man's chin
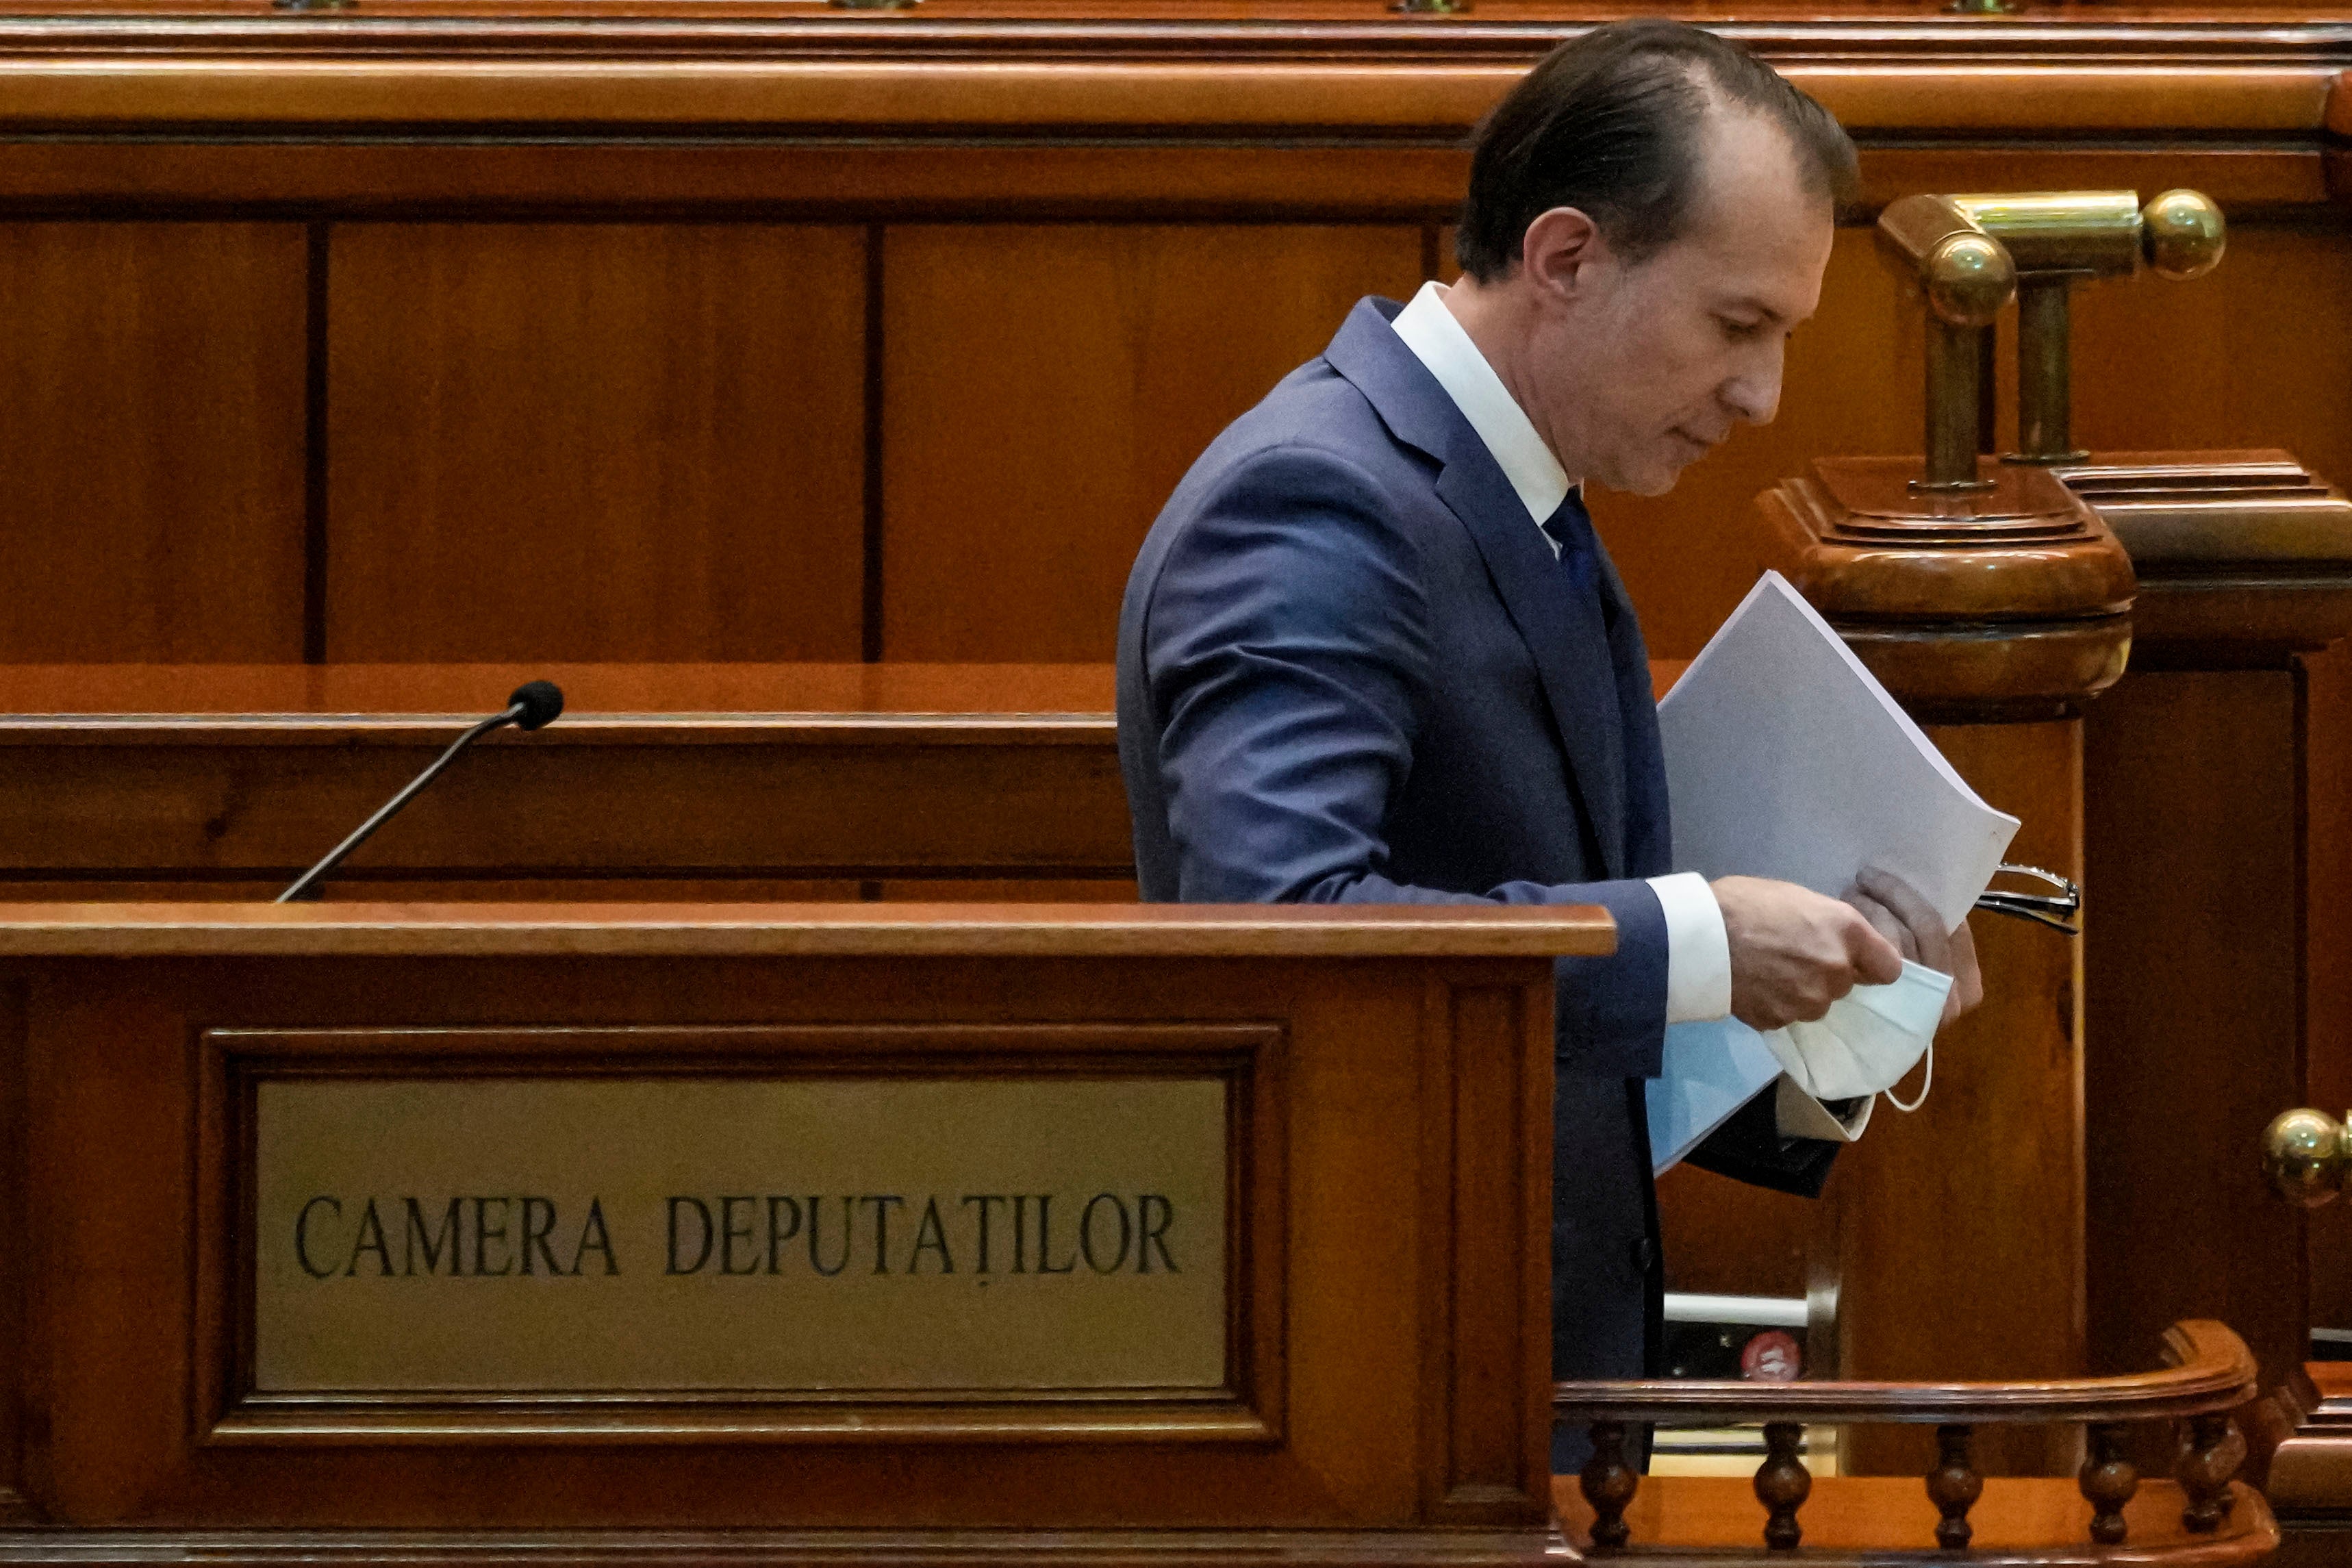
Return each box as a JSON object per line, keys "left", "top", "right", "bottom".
{"left": 1613, "top": 464, "right": 1687, "bottom": 499}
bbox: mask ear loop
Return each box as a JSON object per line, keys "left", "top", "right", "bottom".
{"left": 1882, "top": 1042, "right": 1932, "bottom": 1113}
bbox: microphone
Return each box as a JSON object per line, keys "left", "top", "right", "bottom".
{"left": 277, "top": 681, "right": 566, "bottom": 903}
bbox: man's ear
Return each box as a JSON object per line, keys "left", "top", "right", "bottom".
{"left": 1520, "top": 206, "right": 1608, "bottom": 307}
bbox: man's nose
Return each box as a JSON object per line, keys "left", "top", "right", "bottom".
{"left": 1722, "top": 347, "right": 1786, "bottom": 426}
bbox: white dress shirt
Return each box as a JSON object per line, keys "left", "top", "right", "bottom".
{"left": 1391, "top": 280, "right": 1733, "bottom": 1027}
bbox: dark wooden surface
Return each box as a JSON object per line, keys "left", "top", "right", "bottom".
{"left": 0, "top": 664, "right": 1127, "bottom": 894}
{"left": 0, "top": 22, "right": 2336, "bottom": 669}
{"left": 1554, "top": 1475, "right": 2277, "bottom": 1565}
{"left": 2084, "top": 672, "right": 2307, "bottom": 1391}
{"left": 0, "top": 909, "right": 1562, "bottom": 1545}
{"left": 2074, "top": 475, "right": 2352, "bottom": 1481}
{"left": 0, "top": 223, "right": 307, "bottom": 663}
{"left": 0, "top": 899, "right": 1616, "bottom": 958}
{"left": 325, "top": 225, "right": 868, "bottom": 663}
{"left": 878, "top": 224, "right": 1422, "bottom": 663}
{"left": 1816, "top": 722, "right": 2089, "bottom": 1478}
{"left": 2248, "top": 1361, "right": 2352, "bottom": 1563}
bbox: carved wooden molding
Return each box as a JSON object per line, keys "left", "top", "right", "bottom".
{"left": 0, "top": 16, "right": 2338, "bottom": 138}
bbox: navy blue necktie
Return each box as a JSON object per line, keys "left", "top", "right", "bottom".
{"left": 1539, "top": 489, "right": 1600, "bottom": 600}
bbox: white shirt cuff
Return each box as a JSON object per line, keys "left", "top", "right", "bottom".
{"left": 1648, "top": 871, "right": 1732, "bottom": 1025}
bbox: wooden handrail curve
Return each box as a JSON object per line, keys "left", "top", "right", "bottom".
{"left": 1553, "top": 1319, "right": 2255, "bottom": 1426}
{"left": 1554, "top": 1320, "right": 2258, "bottom": 1554}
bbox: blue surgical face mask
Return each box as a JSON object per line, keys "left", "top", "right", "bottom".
{"left": 1762, "top": 960, "right": 1953, "bottom": 1111}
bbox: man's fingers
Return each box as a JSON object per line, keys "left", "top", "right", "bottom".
{"left": 1936, "top": 919, "right": 1985, "bottom": 1027}
{"left": 1950, "top": 917, "right": 1983, "bottom": 1010}
{"left": 1842, "top": 886, "right": 1918, "bottom": 961}
{"left": 1844, "top": 910, "right": 1905, "bottom": 987}
{"left": 1856, "top": 866, "right": 1952, "bottom": 974}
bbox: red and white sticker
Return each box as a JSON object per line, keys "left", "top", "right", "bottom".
{"left": 1740, "top": 1330, "right": 1802, "bottom": 1383}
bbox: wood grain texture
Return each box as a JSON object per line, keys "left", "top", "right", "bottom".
{"left": 1825, "top": 722, "right": 2086, "bottom": 1480}
{"left": 0, "top": 901, "right": 1615, "bottom": 959}
{"left": 0, "top": 223, "right": 305, "bottom": 661}
{"left": 0, "top": 144, "right": 2320, "bottom": 219}
{"left": 0, "top": 25, "right": 2331, "bottom": 138}
{"left": 0, "top": 666, "right": 1120, "bottom": 898}
{"left": 2305, "top": 642, "right": 2352, "bottom": 1342}
{"left": 0, "top": 663, "right": 1114, "bottom": 716}
{"left": 0, "top": 728, "right": 1134, "bottom": 885}
{"left": 1, "top": 937, "right": 1559, "bottom": 1536}
{"left": 879, "top": 223, "right": 1421, "bottom": 661}
{"left": 1555, "top": 1474, "right": 2276, "bottom": 1564}
{"left": 325, "top": 223, "right": 864, "bottom": 662}
{"left": 1656, "top": 1165, "right": 1811, "bottom": 1300}
{"left": 0, "top": 1529, "right": 1559, "bottom": 1568}
{"left": 2084, "top": 672, "right": 2309, "bottom": 1400}
{"left": 2072, "top": 229, "right": 2352, "bottom": 507}
{"left": 2251, "top": 1362, "right": 2352, "bottom": 1508}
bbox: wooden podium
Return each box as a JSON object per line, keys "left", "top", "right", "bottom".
{"left": 0, "top": 900, "right": 1607, "bottom": 1564}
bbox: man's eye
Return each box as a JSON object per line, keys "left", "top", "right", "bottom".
{"left": 1719, "top": 316, "right": 1765, "bottom": 339}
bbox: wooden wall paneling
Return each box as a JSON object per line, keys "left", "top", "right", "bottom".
{"left": 2082, "top": 674, "right": 2307, "bottom": 1396}
{"left": 1825, "top": 722, "right": 2086, "bottom": 1480}
{"left": 2071, "top": 225, "right": 2352, "bottom": 497}
{"left": 877, "top": 880, "right": 1137, "bottom": 902}
{"left": 0, "top": 31, "right": 2336, "bottom": 140}
{"left": 878, "top": 223, "right": 1424, "bottom": 663}
{"left": 2305, "top": 642, "right": 2352, "bottom": 1343}
{"left": 324, "top": 223, "right": 866, "bottom": 663}
{"left": 0, "top": 222, "right": 307, "bottom": 662}
{"left": 1655, "top": 1165, "right": 1811, "bottom": 1302}
{"left": 0, "top": 144, "right": 2319, "bottom": 227}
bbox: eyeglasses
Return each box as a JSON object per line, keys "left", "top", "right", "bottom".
{"left": 1973, "top": 863, "right": 2081, "bottom": 936}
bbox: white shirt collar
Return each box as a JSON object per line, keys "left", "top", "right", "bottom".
{"left": 1388, "top": 280, "right": 1576, "bottom": 542}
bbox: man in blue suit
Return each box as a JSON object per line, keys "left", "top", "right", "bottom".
{"left": 1117, "top": 21, "right": 1981, "bottom": 1461}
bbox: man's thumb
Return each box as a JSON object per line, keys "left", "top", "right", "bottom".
{"left": 1848, "top": 916, "right": 1904, "bottom": 986}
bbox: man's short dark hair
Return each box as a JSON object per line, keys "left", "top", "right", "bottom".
{"left": 1455, "top": 20, "right": 1858, "bottom": 281}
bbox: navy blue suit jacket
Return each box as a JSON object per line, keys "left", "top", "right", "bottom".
{"left": 1117, "top": 299, "right": 1830, "bottom": 1421}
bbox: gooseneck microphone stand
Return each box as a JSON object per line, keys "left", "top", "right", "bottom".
{"left": 277, "top": 680, "right": 565, "bottom": 903}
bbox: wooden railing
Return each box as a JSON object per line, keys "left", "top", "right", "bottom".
{"left": 1556, "top": 1320, "right": 2260, "bottom": 1555}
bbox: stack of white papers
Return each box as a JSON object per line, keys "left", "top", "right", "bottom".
{"left": 1645, "top": 572, "right": 2020, "bottom": 1174}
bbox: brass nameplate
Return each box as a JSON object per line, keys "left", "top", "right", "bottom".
{"left": 253, "top": 1076, "right": 1227, "bottom": 1393}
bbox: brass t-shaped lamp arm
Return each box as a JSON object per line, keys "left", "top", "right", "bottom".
{"left": 1945, "top": 190, "right": 2227, "bottom": 464}
{"left": 1875, "top": 194, "right": 2016, "bottom": 494}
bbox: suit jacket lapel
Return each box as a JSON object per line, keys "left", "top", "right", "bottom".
{"left": 1325, "top": 299, "right": 1630, "bottom": 878}
{"left": 1433, "top": 457, "right": 1628, "bottom": 877}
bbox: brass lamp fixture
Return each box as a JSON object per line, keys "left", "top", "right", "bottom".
{"left": 1948, "top": 190, "right": 2227, "bottom": 464}
{"left": 1875, "top": 188, "right": 2226, "bottom": 492}
{"left": 2264, "top": 1107, "right": 2352, "bottom": 1207}
{"left": 1875, "top": 194, "right": 2018, "bottom": 494}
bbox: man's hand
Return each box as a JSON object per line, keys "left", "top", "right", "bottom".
{"left": 1842, "top": 865, "right": 1986, "bottom": 1028}
{"left": 1713, "top": 875, "right": 1904, "bottom": 1031}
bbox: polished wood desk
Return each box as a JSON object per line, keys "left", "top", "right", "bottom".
{"left": 0, "top": 664, "right": 1126, "bottom": 899}
{"left": 0, "top": 900, "right": 1600, "bottom": 1562}
{"left": 0, "top": 661, "right": 1697, "bottom": 902}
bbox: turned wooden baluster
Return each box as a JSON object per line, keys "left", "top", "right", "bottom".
{"left": 1754, "top": 1420, "right": 1810, "bottom": 1551}
{"left": 2079, "top": 1420, "right": 2138, "bottom": 1544}
{"left": 2178, "top": 1413, "right": 2245, "bottom": 1532}
{"left": 1580, "top": 1419, "right": 1637, "bottom": 1550}
{"left": 1927, "top": 1424, "right": 1983, "bottom": 1549}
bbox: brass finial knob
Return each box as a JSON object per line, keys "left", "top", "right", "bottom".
{"left": 1925, "top": 233, "right": 2017, "bottom": 329}
{"left": 2264, "top": 1107, "right": 2351, "bottom": 1207}
{"left": 2141, "top": 189, "right": 2227, "bottom": 281}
